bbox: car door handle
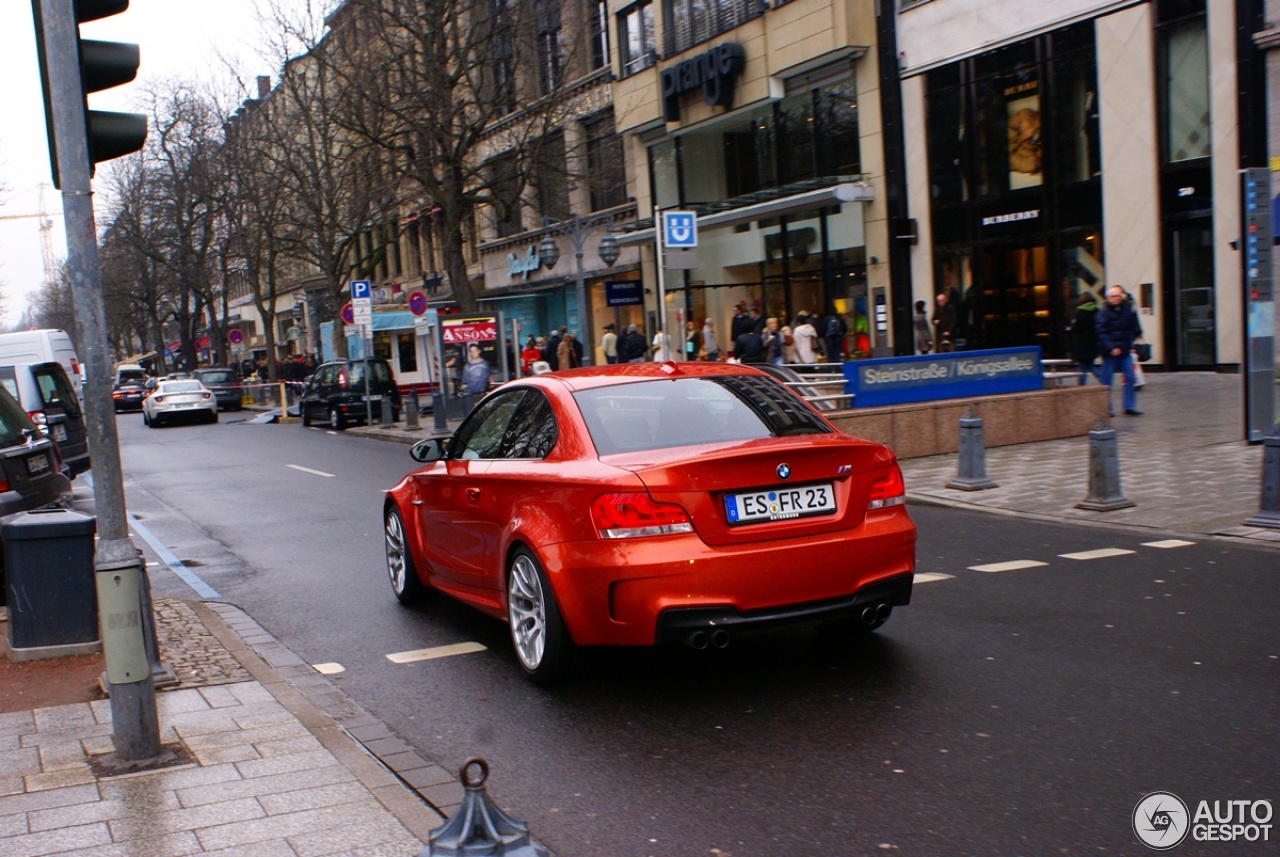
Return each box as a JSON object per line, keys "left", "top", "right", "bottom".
{"left": 465, "top": 487, "right": 481, "bottom": 501}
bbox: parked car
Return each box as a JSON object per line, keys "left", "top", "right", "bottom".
{"left": 383, "top": 362, "right": 917, "bottom": 682}
{"left": 114, "top": 363, "right": 149, "bottom": 388}
{"left": 0, "top": 329, "right": 83, "bottom": 395}
{"left": 0, "top": 384, "right": 73, "bottom": 588}
{"left": 0, "top": 361, "right": 91, "bottom": 480}
{"left": 193, "top": 367, "right": 245, "bottom": 411}
{"left": 112, "top": 380, "right": 149, "bottom": 412}
{"left": 142, "top": 379, "right": 218, "bottom": 427}
{"left": 299, "top": 358, "right": 401, "bottom": 429}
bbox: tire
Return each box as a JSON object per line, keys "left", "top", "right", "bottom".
{"left": 301, "top": 405, "right": 311, "bottom": 427}
{"left": 329, "top": 406, "right": 346, "bottom": 430}
{"left": 208, "top": 410, "right": 219, "bottom": 424}
{"left": 385, "top": 508, "right": 428, "bottom": 604}
{"left": 507, "top": 547, "right": 575, "bottom": 683}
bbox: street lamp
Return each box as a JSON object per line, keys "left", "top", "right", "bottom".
{"left": 540, "top": 212, "right": 620, "bottom": 363}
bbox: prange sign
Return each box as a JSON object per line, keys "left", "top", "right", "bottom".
{"left": 843, "top": 347, "right": 1045, "bottom": 407}
{"left": 661, "top": 43, "right": 745, "bottom": 122}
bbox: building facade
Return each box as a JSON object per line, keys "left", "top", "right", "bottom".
{"left": 896, "top": 0, "right": 1270, "bottom": 369}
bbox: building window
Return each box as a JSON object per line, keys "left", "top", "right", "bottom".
{"left": 536, "top": 131, "right": 571, "bottom": 221}
{"left": 397, "top": 332, "right": 418, "bottom": 373}
{"left": 663, "top": 0, "right": 764, "bottom": 58}
{"left": 490, "top": 0, "right": 516, "bottom": 114}
{"left": 618, "top": 1, "right": 656, "bottom": 78}
{"left": 1159, "top": 15, "right": 1209, "bottom": 163}
{"left": 535, "top": 0, "right": 563, "bottom": 95}
{"left": 583, "top": 111, "right": 626, "bottom": 211}
{"left": 488, "top": 151, "right": 523, "bottom": 238}
{"left": 590, "top": 0, "right": 609, "bottom": 71}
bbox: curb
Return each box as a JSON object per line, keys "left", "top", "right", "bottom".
{"left": 188, "top": 599, "right": 463, "bottom": 838}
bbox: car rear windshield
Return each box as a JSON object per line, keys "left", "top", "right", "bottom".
{"left": 347, "top": 361, "right": 391, "bottom": 386}
{"left": 162, "top": 381, "right": 203, "bottom": 394}
{"left": 575, "top": 375, "right": 832, "bottom": 455}
{"left": 197, "top": 371, "right": 236, "bottom": 384}
{"left": 0, "top": 391, "right": 34, "bottom": 447}
{"left": 33, "top": 365, "right": 82, "bottom": 418}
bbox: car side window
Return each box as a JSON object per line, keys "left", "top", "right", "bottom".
{"left": 448, "top": 391, "right": 525, "bottom": 460}
{"left": 499, "top": 390, "right": 556, "bottom": 459}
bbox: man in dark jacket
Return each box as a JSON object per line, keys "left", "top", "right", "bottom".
{"left": 733, "top": 327, "right": 765, "bottom": 364}
{"left": 1095, "top": 285, "right": 1143, "bottom": 415}
{"left": 1069, "top": 293, "right": 1104, "bottom": 385}
{"left": 618, "top": 324, "right": 648, "bottom": 363}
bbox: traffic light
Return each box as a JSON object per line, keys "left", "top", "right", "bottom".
{"left": 31, "top": 0, "right": 147, "bottom": 188}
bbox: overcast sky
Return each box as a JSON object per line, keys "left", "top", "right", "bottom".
{"left": 0, "top": 0, "right": 302, "bottom": 326}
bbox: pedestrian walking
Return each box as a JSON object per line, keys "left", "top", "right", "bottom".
{"left": 619, "top": 324, "right": 648, "bottom": 363}
{"left": 651, "top": 329, "right": 672, "bottom": 362}
{"left": 1095, "top": 285, "right": 1143, "bottom": 416}
{"left": 600, "top": 323, "right": 618, "bottom": 364}
{"left": 913, "top": 300, "right": 933, "bottom": 354}
{"left": 1069, "top": 293, "right": 1104, "bottom": 385}
{"left": 763, "top": 317, "right": 783, "bottom": 365}
{"left": 684, "top": 320, "right": 701, "bottom": 360}
{"left": 792, "top": 314, "right": 820, "bottom": 364}
{"left": 932, "top": 291, "right": 959, "bottom": 352}
{"left": 701, "top": 319, "right": 720, "bottom": 362}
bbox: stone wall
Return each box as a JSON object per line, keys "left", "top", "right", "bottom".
{"left": 826, "top": 385, "right": 1111, "bottom": 460}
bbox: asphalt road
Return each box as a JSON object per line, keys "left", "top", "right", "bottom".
{"left": 111, "top": 412, "right": 1280, "bottom": 856}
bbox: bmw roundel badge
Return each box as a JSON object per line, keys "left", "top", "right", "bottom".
{"left": 776, "top": 463, "right": 791, "bottom": 480}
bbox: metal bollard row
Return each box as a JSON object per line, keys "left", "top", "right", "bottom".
{"left": 419, "top": 758, "right": 547, "bottom": 857}
{"left": 1075, "top": 418, "right": 1135, "bottom": 511}
{"left": 946, "top": 407, "right": 997, "bottom": 491}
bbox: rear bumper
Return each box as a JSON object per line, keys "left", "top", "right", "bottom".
{"left": 537, "top": 509, "right": 916, "bottom": 646}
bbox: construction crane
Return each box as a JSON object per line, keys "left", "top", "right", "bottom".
{"left": 0, "top": 183, "right": 62, "bottom": 291}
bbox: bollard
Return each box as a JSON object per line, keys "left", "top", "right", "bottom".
{"left": 418, "top": 758, "right": 548, "bottom": 857}
{"left": 1244, "top": 425, "right": 1280, "bottom": 528}
{"left": 1076, "top": 419, "right": 1135, "bottom": 511}
{"left": 404, "top": 389, "right": 421, "bottom": 430}
{"left": 381, "top": 396, "right": 394, "bottom": 426}
{"left": 946, "top": 407, "right": 997, "bottom": 491}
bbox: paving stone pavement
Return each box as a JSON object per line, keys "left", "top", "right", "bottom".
{"left": 1, "top": 598, "right": 454, "bottom": 857}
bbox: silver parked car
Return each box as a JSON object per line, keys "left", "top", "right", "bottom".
{"left": 142, "top": 379, "right": 218, "bottom": 427}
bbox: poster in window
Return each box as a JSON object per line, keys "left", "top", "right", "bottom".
{"left": 1006, "top": 82, "right": 1042, "bottom": 189}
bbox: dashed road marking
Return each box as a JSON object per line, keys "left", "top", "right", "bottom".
{"left": 1142, "top": 539, "right": 1197, "bottom": 549}
{"left": 313, "top": 663, "right": 345, "bottom": 675}
{"left": 287, "top": 464, "right": 335, "bottom": 478}
{"left": 968, "top": 560, "right": 1048, "bottom": 573}
{"left": 1058, "top": 548, "right": 1136, "bottom": 561}
{"left": 387, "top": 642, "right": 488, "bottom": 664}
{"left": 914, "top": 572, "right": 955, "bottom": 583}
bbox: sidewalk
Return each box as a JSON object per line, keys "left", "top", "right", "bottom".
{"left": 1, "top": 600, "right": 451, "bottom": 856}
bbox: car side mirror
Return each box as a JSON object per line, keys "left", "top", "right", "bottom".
{"left": 410, "top": 437, "right": 447, "bottom": 463}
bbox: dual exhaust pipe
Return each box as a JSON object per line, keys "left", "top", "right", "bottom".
{"left": 682, "top": 629, "right": 730, "bottom": 650}
{"left": 680, "top": 603, "right": 890, "bottom": 650}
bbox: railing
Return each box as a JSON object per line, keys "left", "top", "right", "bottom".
{"left": 757, "top": 363, "right": 851, "bottom": 411}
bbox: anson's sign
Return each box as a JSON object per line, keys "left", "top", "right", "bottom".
{"left": 661, "top": 43, "right": 745, "bottom": 122}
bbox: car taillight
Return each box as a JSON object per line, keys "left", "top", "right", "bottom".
{"left": 867, "top": 465, "right": 906, "bottom": 510}
{"left": 0, "top": 476, "right": 8, "bottom": 491}
{"left": 27, "top": 411, "right": 47, "bottom": 426}
{"left": 153, "top": 396, "right": 165, "bottom": 403}
{"left": 202, "top": 392, "right": 212, "bottom": 399}
{"left": 591, "top": 493, "right": 694, "bottom": 539}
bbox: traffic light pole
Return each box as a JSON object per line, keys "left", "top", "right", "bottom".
{"left": 34, "top": 0, "right": 159, "bottom": 761}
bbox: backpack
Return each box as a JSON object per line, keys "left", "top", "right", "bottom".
{"left": 826, "top": 316, "right": 842, "bottom": 337}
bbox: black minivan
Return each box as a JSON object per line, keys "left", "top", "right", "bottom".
{"left": 0, "top": 362, "right": 91, "bottom": 479}
{"left": 298, "top": 358, "right": 401, "bottom": 429}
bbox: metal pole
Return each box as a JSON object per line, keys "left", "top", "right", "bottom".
{"left": 38, "top": 0, "right": 159, "bottom": 759}
{"left": 655, "top": 206, "right": 669, "bottom": 357}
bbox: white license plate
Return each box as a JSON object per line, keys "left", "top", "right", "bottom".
{"left": 724, "top": 482, "right": 836, "bottom": 524}
{"left": 27, "top": 454, "right": 50, "bottom": 474}
{"left": 53, "top": 425, "right": 67, "bottom": 442}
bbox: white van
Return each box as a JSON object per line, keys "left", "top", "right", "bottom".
{"left": 0, "top": 329, "right": 83, "bottom": 391}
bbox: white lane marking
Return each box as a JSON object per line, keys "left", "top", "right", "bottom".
{"left": 313, "top": 663, "right": 345, "bottom": 675}
{"left": 914, "top": 572, "right": 955, "bottom": 583}
{"left": 968, "top": 560, "right": 1048, "bottom": 573}
{"left": 287, "top": 464, "right": 335, "bottom": 478}
{"left": 387, "top": 642, "right": 488, "bottom": 664}
{"left": 1059, "top": 548, "right": 1137, "bottom": 561}
{"left": 1143, "top": 539, "right": 1197, "bottom": 549}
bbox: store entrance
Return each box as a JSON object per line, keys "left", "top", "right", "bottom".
{"left": 1167, "top": 226, "right": 1216, "bottom": 368}
{"left": 977, "top": 244, "right": 1050, "bottom": 351}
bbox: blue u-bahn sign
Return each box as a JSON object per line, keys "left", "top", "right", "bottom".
{"left": 844, "top": 347, "right": 1045, "bottom": 408}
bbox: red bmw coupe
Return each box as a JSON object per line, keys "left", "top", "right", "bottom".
{"left": 383, "top": 361, "right": 916, "bottom": 682}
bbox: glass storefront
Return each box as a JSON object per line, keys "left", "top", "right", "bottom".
{"left": 924, "top": 23, "right": 1103, "bottom": 356}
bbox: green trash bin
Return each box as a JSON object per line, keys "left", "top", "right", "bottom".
{"left": 2, "top": 508, "right": 99, "bottom": 660}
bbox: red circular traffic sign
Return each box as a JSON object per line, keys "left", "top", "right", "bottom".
{"left": 227, "top": 329, "right": 244, "bottom": 345}
{"left": 408, "top": 290, "right": 428, "bottom": 316}
{"left": 341, "top": 302, "right": 355, "bottom": 324}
